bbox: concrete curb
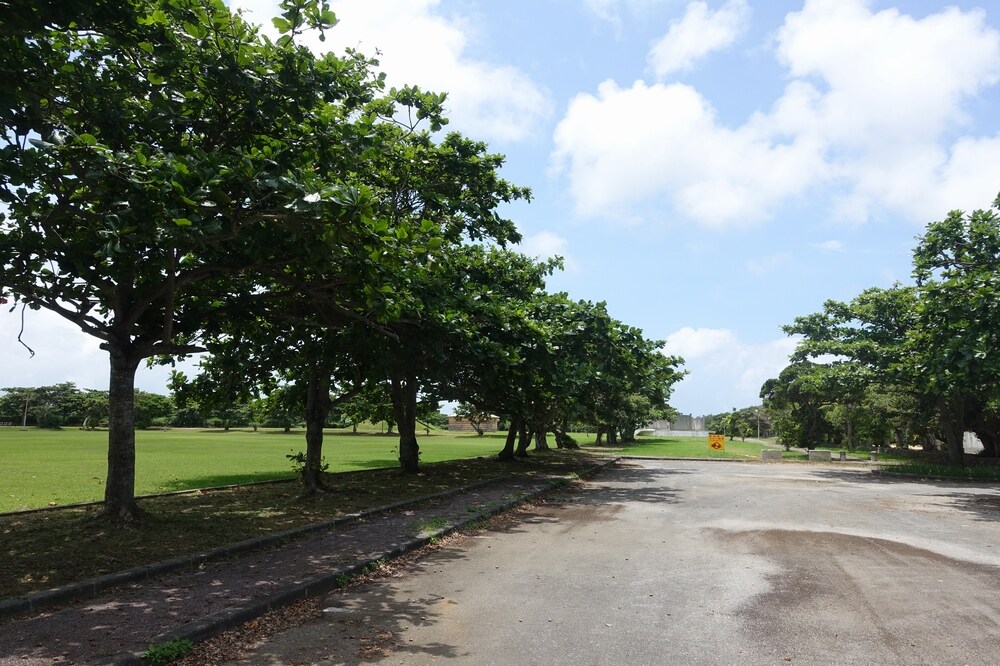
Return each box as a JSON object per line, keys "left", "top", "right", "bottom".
{"left": 0, "top": 476, "right": 506, "bottom": 620}
{"left": 103, "top": 457, "right": 618, "bottom": 665}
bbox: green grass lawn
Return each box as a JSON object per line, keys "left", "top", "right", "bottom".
{"left": 0, "top": 427, "right": 506, "bottom": 511}
{"left": 589, "top": 435, "right": 768, "bottom": 459}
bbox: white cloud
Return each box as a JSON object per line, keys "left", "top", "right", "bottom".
{"left": 772, "top": 0, "right": 1000, "bottom": 222}
{"left": 584, "top": 0, "right": 670, "bottom": 28}
{"left": 664, "top": 327, "right": 797, "bottom": 413}
{"left": 648, "top": 0, "right": 750, "bottom": 78}
{"left": 812, "top": 240, "right": 843, "bottom": 252}
{"left": 231, "top": 0, "right": 552, "bottom": 143}
{"left": 552, "top": 0, "right": 1000, "bottom": 228}
{"left": 664, "top": 326, "right": 738, "bottom": 360}
{"left": 517, "top": 230, "right": 576, "bottom": 269}
{"left": 551, "top": 80, "right": 826, "bottom": 227}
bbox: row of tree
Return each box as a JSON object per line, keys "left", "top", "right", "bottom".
{"left": 0, "top": 383, "right": 453, "bottom": 431}
{"left": 0, "top": 384, "right": 170, "bottom": 429}
{"left": 1, "top": 0, "right": 683, "bottom": 523}
{"left": 702, "top": 407, "right": 772, "bottom": 441}
{"left": 761, "top": 196, "right": 1000, "bottom": 463}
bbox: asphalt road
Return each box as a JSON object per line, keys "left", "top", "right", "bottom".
{"left": 226, "top": 460, "right": 1000, "bottom": 665}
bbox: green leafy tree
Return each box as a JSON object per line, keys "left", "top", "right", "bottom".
{"left": 911, "top": 197, "right": 1000, "bottom": 463}
{"left": 760, "top": 361, "right": 837, "bottom": 450}
{"left": 0, "top": 0, "right": 397, "bottom": 521}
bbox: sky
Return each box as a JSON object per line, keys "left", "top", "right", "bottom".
{"left": 3, "top": 0, "right": 1000, "bottom": 416}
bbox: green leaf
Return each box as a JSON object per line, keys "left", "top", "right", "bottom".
{"left": 173, "top": 218, "right": 193, "bottom": 227}
{"left": 77, "top": 134, "right": 98, "bottom": 146}
{"left": 271, "top": 17, "right": 292, "bottom": 33}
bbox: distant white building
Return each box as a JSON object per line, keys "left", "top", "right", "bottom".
{"left": 648, "top": 414, "right": 709, "bottom": 438}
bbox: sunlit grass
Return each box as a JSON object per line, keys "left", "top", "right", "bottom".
{"left": 582, "top": 435, "right": 766, "bottom": 459}
{"left": 0, "top": 427, "right": 504, "bottom": 511}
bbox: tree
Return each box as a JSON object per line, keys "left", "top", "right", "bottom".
{"left": 911, "top": 197, "right": 1000, "bottom": 463}
{"left": 0, "top": 0, "right": 388, "bottom": 522}
{"left": 779, "top": 195, "right": 1000, "bottom": 464}
{"left": 760, "top": 361, "right": 837, "bottom": 450}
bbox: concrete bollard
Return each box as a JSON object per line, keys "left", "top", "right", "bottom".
{"left": 808, "top": 450, "right": 832, "bottom": 462}
{"left": 761, "top": 449, "right": 782, "bottom": 461}
{"left": 839, "top": 451, "right": 846, "bottom": 462}
{"left": 870, "top": 450, "right": 878, "bottom": 462}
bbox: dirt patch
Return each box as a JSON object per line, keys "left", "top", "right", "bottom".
{"left": 725, "top": 529, "right": 1000, "bottom": 664}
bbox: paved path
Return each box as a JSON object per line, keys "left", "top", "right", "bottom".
{"left": 0, "top": 474, "right": 571, "bottom": 665}
{"left": 226, "top": 460, "right": 1000, "bottom": 665}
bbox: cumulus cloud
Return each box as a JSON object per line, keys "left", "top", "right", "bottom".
{"left": 231, "top": 0, "right": 552, "bottom": 143}
{"left": 551, "top": 80, "right": 826, "bottom": 226}
{"left": 517, "top": 230, "right": 576, "bottom": 269}
{"left": 553, "top": 0, "right": 1000, "bottom": 228}
{"left": 663, "top": 327, "right": 797, "bottom": 413}
{"left": 583, "top": 0, "right": 670, "bottom": 28}
{"left": 648, "top": 0, "right": 750, "bottom": 78}
{"left": 812, "top": 240, "right": 844, "bottom": 252}
{"left": 771, "top": 0, "right": 1000, "bottom": 222}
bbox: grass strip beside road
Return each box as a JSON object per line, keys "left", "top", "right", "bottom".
{"left": 606, "top": 436, "right": 769, "bottom": 459}
{"left": 0, "top": 452, "right": 599, "bottom": 600}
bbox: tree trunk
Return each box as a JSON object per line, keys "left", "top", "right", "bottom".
{"left": 977, "top": 431, "right": 998, "bottom": 458}
{"left": 846, "top": 404, "right": 855, "bottom": 451}
{"left": 554, "top": 428, "right": 579, "bottom": 449}
{"left": 595, "top": 425, "right": 605, "bottom": 446}
{"left": 607, "top": 427, "right": 618, "bottom": 446}
{"left": 939, "top": 399, "right": 966, "bottom": 466}
{"left": 103, "top": 345, "right": 143, "bottom": 524}
{"left": 302, "top": 363, "right": 332, "bottom": 493}
{"left": 391, "top": 372, "right": 420, "bottom": 473}
{"left": 515, "top": 423, "right": 532, "bottom": 457}
{"left": 533, "top": 429, "right": 549, "bottom": 451}
{"left": 498, "top": 415, "right": 520, "bottom": 461}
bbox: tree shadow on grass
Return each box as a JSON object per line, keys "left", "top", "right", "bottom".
{"left": 157, "top": 472, "right": 297, "bottom": 493}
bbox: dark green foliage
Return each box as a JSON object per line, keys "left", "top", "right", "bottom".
{"left": 767, "top": 195, "right": 1000, "bottom": 461}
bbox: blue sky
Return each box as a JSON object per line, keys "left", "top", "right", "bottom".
{"left": 4, "top": 0, "right": 1000, "bottom": 416}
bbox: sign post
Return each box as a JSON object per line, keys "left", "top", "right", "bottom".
{"left": 708, "top": 433, "right": 725, "bottom": 452}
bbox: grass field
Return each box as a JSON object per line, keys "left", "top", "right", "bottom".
{"left": 0, "top": 426, "right": 506, "bottom": 511}
{"left": 607, "top": 435, "right": 768, "bottom": 459}
{"left": 0, "top": 429, "right": 784, "bottom": 512}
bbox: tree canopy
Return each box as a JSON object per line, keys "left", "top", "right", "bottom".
{"left": 765, "top": 195, "right": 1000, "bottom": 462}
{"left": 1, "top": 0, "right": 685, "bottom": 520}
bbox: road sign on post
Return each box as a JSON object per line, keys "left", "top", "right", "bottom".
{"left": 709, "top": 433, "right": 725, "bottom": 451}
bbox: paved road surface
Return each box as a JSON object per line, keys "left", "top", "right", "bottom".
{"left": 226, "top": 460, "right": 1000, "bottom": 665}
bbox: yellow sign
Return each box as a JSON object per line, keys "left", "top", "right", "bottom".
{"left": 708, "top": 434, "right": 726, "bottom": 451}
